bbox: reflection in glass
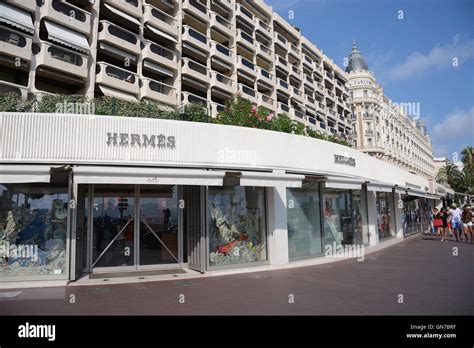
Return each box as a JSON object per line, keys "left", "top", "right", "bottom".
{"left": 402, "top": 197, "right": 421, "bottom": 236}
{"left": 322, "top": 189, "right": 353, "bottom": 246}
{"left": 0, "top": 184, "right": 68, "bottom": 277}
{"left": 352, "top": 190, "right": 369, "bottom": 244}
{"left": 208, "top": 186, "right": 267, "bottom": 266}
{"left": 92, "top": 185, "right": 134, "bottom": 268}
{"left": 287, "top": 182, "right": 322, "bottom": 260}
{"left": 376, "top": 192, "right": 393, "bottom": 240}
{"left": 139, "top": 185, "right": 178, "bottom": 265}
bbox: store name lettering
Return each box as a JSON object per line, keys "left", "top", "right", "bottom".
{"left": 334, "top": 155, "right": 356, "bottom": 167}
{"left": 405, "top": 182, "right": 421, "bottom": 190}
{"left": 106, "top": 133, "right": 176, "bottom": 148}
{"left": 354, "top": 79, "right": 372, "bottom": 86}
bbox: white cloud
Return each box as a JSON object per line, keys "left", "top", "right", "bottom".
{"left": 431, "top": 107, "right": 474, "bottom": 156}
{"left": 388, "top": 34, "right": 474, "bottom": 80}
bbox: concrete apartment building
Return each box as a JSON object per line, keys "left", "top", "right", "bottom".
{"left": 0, "top": 0, "right": 354, "bottom": 142}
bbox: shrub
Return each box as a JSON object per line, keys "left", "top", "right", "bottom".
{"left": 216, "top": 96, "right": 272, "bottom": 129}
{"left": 271, "top": 113, "right": 305, "bottom": 135}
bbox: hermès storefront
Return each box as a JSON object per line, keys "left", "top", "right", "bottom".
{"left": 0, "top": 113, "right": 439, "bottom": 285}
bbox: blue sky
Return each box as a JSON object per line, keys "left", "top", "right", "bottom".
{"left": 265, "top": 0, "right": 474, "bottom": 160}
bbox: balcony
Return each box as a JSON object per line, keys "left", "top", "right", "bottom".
{"left": 182, "top": 57, "right": 210, "bottom": 84}
{"left": 41, "top": 0, "right": 91, "bottom": 35}
{"left": 182, "top": 91, "right": 209, "bottom": 110}
{"left": 274, "top": 33, "right": 288, "bottom": 50}
{"left": 316, "top": 82, "right": 325, "bottom": 94}
{"left": 182, "top": 25, "right": 210, "bottom": 53}
{"left": 0, "top": 26, "right": 32, "bottom": 61}
{"left": 236, "top": 55, "right": 256, "bottom": 78}
{"left": 183, "top": 0, "right": 210, "bottom": 23}
{"left": 291, "top": 87, "right": 303, "bottom": 103}
{"left": 236, "top": 29, "right": 255, "bottom": 52}
{"left": 324, "top": 70, "right": 334, "bottom": 81}
{"left": 275, "top": 55, "right": 289, "bottom": 71}
{"left": 365, "top": 130, "right": 374, "bottom": 136}
{"left": 256, "top": 18, "right": 271, "bottom": 37}
{"left": 211, "top": 71, "right": 235, "bottom": 94}
{"left": 104, "top": 0, "right": 141, "bottom": 18}
{"left": 210, "top": 102, "right": 225, "bottom": 118}
{"left": 36, "top": 41, "right": 88, "bottom": 79}
{"left": 304, "top": 74, "right": 316, "bottom": 88}
{"left": 210, "top": 41, "right": 234, "bottom": 66}
{"left": 143, "top": 4, "right": 178, "bottom": 38}
{"left": 96, "top": 62, "right": 139, "bottom": 95}
{"left": 335, "top": 79, "right": 344, "bottom": 90}
{"left": 302, "top": 54, "right": 314, "bottom": 69}
{"left": 278, "top": 102, "right": 290, "bottom": 115}
{"left": 237, "top": 83, "right": 257, "bottom": 104}
{"left": 210, "top": 12, "right": 233, "bottom": 37}
{"left": 289, "top": 65, "right": 302, "bottom": 82}
{"left": 290, "top": 43, "right": 300, "bottom": 55}
{"left": 256, "top": 41, "right": 273, "bottom": 61}
{"left": 325, "top": 90, "right": 335, "bottom": 102}
{"left": 0, "top": 81, "right": 28, "bottom": 99}
{"left": 305, "top": 95, "right": 317, "bottom": 109}
{"left": 140, "top": 78, "right": 176, "bottom": 106}
{"left": 291, "top": 108, "right": 305, "bottom": 120}
{"left": 257, "top": 67, "right": 273, "bottom": 86}
{"left": 98, "top": 21, "right": 140, "bottom": 54}
{"left": 235, "top": 3, "right": 256, "bottom": 26}
{"left": 258, "top": 93, "right": 275, "bottom": 111}
{"left": 142, "top": 41, "right": 177, "bottom": 71}
{"left": 276, "top": 78, "right": 289, "bottom": 92}
{"left": 14, "top": 0, "right": 36, "bottom": 12}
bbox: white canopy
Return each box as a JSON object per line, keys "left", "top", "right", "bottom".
{"left": 366, "top": 181, "right": 393, "bottom": 193}
{"left": 0, "top": 2, "right": 34, "bottom": 34}
{"left": 104, "top": 3, "right": 141, "bottom": 26}
{"left": 143, "top": 60, "right": 174, "bottom": 77}
{"left": 99, "top": 42, "right": 136, "bottom": 61}
{"left": 146, "top": 24, "right": 178, "bottom": 43}
{"left": 324, "top": 176, "right": 365, "bottom": 190}
{"left": 239, "top": 171, "right": 304, "bottom": 188}
{"left": 45, "top": 20, "right": 89, "bottom": 53}
{"left": 74, "top": 166, "right": 226, "bottom": 186}
{"left": 98, "top": 85, "right": 137, "bottom": 102}
{"left": 0, "top": 165, "right": 51, "bottom": 183}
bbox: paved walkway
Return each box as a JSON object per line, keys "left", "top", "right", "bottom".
{"left": 1, "top": 234, "right": 473, "bottom": 315}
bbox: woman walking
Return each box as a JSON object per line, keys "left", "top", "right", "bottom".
{"left": 461, "top": 205, "right": 472, "bottom": 243}
{"left": 439, "top": 208, "right": 449, "bottom": 242}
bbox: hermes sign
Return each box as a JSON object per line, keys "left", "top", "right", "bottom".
{"left": 334, "top": 154, "right": 356, "bottom": 167}
{"left": 106, "top": 132, "right": 176, "bottom": 148}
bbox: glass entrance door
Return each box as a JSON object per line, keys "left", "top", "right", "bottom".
{"left": 138, "top": 185, "right": 179, "bottom": 266}
{"left": 92, "top": 185, "right": 135, "bottom": 269}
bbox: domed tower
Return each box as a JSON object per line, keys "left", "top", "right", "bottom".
{"left": 346, "top": 40, "right": 385, "bottom": 161}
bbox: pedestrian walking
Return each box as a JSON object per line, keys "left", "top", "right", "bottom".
{"left": 461, "top": 205, "right": 472, "bottom": 243}
{"left": 440, "top": 208, "right": 449, "bottom": 242}
{"left": 450, "top": 203, "right": 462, "bottom": 242}
{"left": 433, "top": 208, "right": 443, "bottom": 237}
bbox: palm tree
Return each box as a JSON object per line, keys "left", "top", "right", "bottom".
{"left": 435, "top": 162, "right": 463, "bottom": 188}
{"left": 461, "top": 146, "right": 474, "bottom": 174}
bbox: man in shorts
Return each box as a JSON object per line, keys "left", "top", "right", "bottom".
{"left": 450, "top": 203, "right": 462, "bottom": 242}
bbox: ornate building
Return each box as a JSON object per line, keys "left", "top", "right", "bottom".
{"left": 346, "top": 41, "right": 435, "bottom": 180}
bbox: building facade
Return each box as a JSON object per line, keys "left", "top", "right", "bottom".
{"left": 346, "top": 42, "right": 435, "bottom": 180}
{"left": 0, "top": 112, "right": 442, "bottom": 285}
{"left": 0, "top": 0, "right": 353, "bottom": 141}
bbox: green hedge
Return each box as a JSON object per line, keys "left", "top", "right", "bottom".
{"left": 0, "top": 93, "right": 352, "bottom": 147}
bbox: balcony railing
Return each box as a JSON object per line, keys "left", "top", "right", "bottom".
{"left": 184, "top": 25, "right": 208, "bottom": 45}
{"left": 277, "top": 78, "right": 289, "bottom": 89}
{"left": 211, "top": 70, "right": 233, "bottom": 87}
{"left": 258, "top": 67, "right": 272, "bottom": 80}
{"left": 189, "top": 0, "right": 207, "bottom": 14}
{"left": 294, "top": 109, "right": 304, "bottom": 119}
{"left": 182, "top": 57, "right": 209, "bottom": 77}
{"left": 274, "top": 33, "right": 287, "bottom": 47}
{"left": 235, "top": 3, "right": 254, "bottom": 23}
{"left": 238, "top": 83, "right": 256, "bottom": 98}
{"left": 237, "top": 29, "right": 254, "bottom": 45}
{"left": 211, "top": 12, "right": 232, "bottom": 31}
{"left": 325, "top": 71, "right": 334, "bottom": 80}
{"left": 256, "top": 18, "right": 271, "bottom": 34}
{"left": 278, "top": 102, "right": 290, "bottom": 113}
{"left": 239, "top": 56, "right": 255, "bottom": 70}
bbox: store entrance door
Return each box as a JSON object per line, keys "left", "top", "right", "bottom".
{"left": 88, "top": 184, "right": 182, "bottom": 273}
{"left": 184, "top": 186, "right": 206, "bottom": 273}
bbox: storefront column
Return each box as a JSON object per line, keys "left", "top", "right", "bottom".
{"left": 393, "top": 193, "right": 404, "bottom": 239}
{"left": 267, "top": 186, "right": 289, "bottom": 266}
{"left": 366, "top": 191, "right": 378, "bottom": 246}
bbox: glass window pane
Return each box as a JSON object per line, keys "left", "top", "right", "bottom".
{"left": 377, "top": 192, "right": 394, "bottom": 240}
{"left": 352, "top": 190, "right": 369, "bottom": 244}
{"left": 322, "top": 189, "right": 353, "bottom": 246}
{"left": 0, "top": 184, "right": 68, "bottom": 277}
{"left": 208, "top": 186, "right": 267, "bottom": 267}
{"left": 92, "top": 185, "right": 135, "bottom": 268}
{"left": 139, "top": 185, "right": 178, "bottom": 265}
{"left": 287, "top": 182, "right": 322, "bottom": 260}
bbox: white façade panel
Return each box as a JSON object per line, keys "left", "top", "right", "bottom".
{"left": 0, "top": 113, "right": 431, "bottom": 192}
{"left": 239, "top": 171, "right": 304, "bottom": 188}
{"left": 73, "top": 166, "right": 226, "bottom": 186}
